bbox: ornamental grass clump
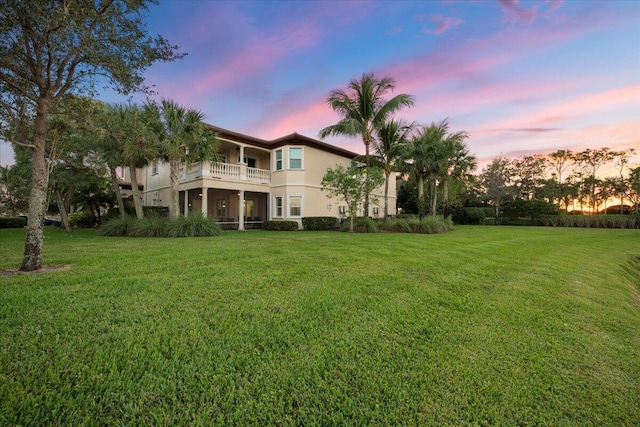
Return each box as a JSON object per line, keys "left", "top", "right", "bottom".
{"left": 129, "top": 214, "right": 171, "bottom": 237}
{"left": 166, "top": 212, "right": 221, "bottom": 237}
{"left": 408, "top": 216, "right": 454, "bottom": 234}
{"left": 378, "top": 218, "right": 412, "bottom": 233}
{"left": 340, "top": 217, "right": 378, "bottom": 233}
{"left": 99, "top": 215, "right": 137, "bottom": 237}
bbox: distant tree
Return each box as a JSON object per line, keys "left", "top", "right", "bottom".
{"left": 321, "top": 162, "right": 384, "bottom": 232}
{"left": 478, "top": 157, "right": 514, "bottom": 218}
{"left": 150, "top": 100, "right": 221, "bottom": 219}
{"left": 0, "top": 0, "right": 184, "bottom": 271}
{"left": 319, "top": 73, "right": 414, "bottom": 216}
{"left": 370, "top": 119, "right": 413, "bottom": 217}
{"left": 613, "top": 149, "right": 635, "bottom": 214}
{"left": 510, "top": 155, "right": 548, "bottom": 200}
{"left": 627, "top": 166, "right": 640, "bottom": 215}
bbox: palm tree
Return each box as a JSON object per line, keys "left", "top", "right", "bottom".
{"left": 439, "top": 129, "right": 476, "bottom": 217}
{"left": 150, "top": 99, "right": 221, "bottom": 219}
{"left": 319, "top": 72, "right": 414, "bottom": 216}
{"left": 370, "top": 119, "right": 414, "bottom": 217}
{"left": 403, "top": 126, "right": 432, "bottom": 218}
{"left": 108, "top": 103, "right": 158, "bottom": 219}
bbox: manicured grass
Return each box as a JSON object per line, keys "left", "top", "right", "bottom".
{"left": 1, "top": 226, "right": 639, "bottom": 426}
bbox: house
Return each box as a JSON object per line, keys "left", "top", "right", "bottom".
{"left": 136, "top": 125, "right": 396, "bottom": 229}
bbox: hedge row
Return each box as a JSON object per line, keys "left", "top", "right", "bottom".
{"left": 0, "top": 216, "right": 27, "bottom": 228}
{"left": 263, "top": 220, "right": 299, "bottom": 231}
{"left": 302, "top": 216, "right": 338, "bottom": 230}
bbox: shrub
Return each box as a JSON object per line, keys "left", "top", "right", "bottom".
{"left": 340, "top": 217, "right": 378, "bottom": 233}
{"left": 263, "top": 220, "right": 299, "bottom": 231}
{"left": 69, "top": 211, "right": 97, "bottom": 228}
{"left": 463, "top": 207, "right": 486, "bottom": 225}
{"left": 99, "top": 215, "right": 137, "bottom": 236}
{"left": 166, "top": 213, "right": 221, "bottom": 237}
{"left": 129, "top": 214, "right": 171, "bottom": 237}
{"left": 0, "top": 216, "right": 27, "bottom": 228}
{"left": 302, "top": 216, "right": 338, "bottom": 230}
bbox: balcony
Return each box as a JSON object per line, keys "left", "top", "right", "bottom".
{"left": 181, "top": 162, "right": 271, "bottom": 185}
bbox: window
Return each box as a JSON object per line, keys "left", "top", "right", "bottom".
{"left": 151, "top": 162, "right": 158, "bottom": 175}
{"left": 274, "top": 149, "right": 283, "bottom": 171}
{"left": 216, "top": 199, "right": 226, "bottom": 217}
{"left": 243, "top": 157, "right": 256, "bottom": 168}
{"left": 274, "top": 196, "right": 283, "bottom": 217}
{"left": 289, "top": 196, "right": 302, "bottom": 217}
{"left": 289, "top": 147, "right": 302, "bottom": 169}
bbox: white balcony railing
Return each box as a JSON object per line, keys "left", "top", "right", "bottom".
{"left": 211, "top": 162, "right": 241, "bottom": 179}
{"left": 209, "top": 162, "right": 271, "bottom": 184}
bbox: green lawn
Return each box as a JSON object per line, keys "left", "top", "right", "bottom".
{"left": 1, "top": 226, "right": 639, "bottom": 426}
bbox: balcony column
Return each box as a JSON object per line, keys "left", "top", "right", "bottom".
{"left": 238, "top": 190, "right": 245, "bottom": 231}
{"left": 238, "top": 145, "right": 245, "bottom": 163}
{"left": 183, "top": 190, "right": 189, "bottom": 215}
{"left": 201, "top": 188, "right": 208, "bottom": 217}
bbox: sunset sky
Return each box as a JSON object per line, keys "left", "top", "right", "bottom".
{"left": 1, "top": 0, "right": 639, "bottom": 170}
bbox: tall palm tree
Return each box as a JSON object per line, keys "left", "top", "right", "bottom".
{"left": 371, "top": 119, "right": 414, "bottom": 217}
{"left": 150, "top": 99, "right": 221, "bottom": 219}
{"left": 108, "top": 103, "right": 158, "bottom": 219}
{"left": 403, "top": 126, "right": 432, "bottom": 218}
{"left": 319, "top": 72, "right": 414, "bottom": 216}
{"left": 439, "top": 129, "right": 476, "bottom": 217}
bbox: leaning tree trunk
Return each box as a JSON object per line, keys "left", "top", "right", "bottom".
{"left": 129, "top": 163, "right": 144, "bottom": 219}
{"left": 55, "top": 189, "right": 73, "bottom": 233}
{"left": 169, "top": 156, "right": 180, "bottom": 219}
{"left": 21, "top": 99, "right": 50, "bottom": 271}
{"left": 108, "top": 164, "right": 126, "bottom": 218}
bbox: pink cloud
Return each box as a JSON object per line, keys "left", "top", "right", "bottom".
{"left": 498, "top": 0, "right": 538, "bottom": 24}
{"left": 425, "top": 14, "right": 465, "bottom": 35}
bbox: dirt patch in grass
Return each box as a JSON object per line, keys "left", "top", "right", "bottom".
{"left": 0, "top": 265, "right": 71, "bottom": 277}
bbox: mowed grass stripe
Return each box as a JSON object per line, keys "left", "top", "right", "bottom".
{"left": 1, "top": 226, "right": 639, "bottom": 426}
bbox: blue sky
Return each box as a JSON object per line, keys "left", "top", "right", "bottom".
{"left": 1, "top": 0, "right": 639, "bottom": 169}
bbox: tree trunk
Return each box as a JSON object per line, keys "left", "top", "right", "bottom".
{"left": 109, "top": 164, "right": 126, "bottom": 218}
{"left": 441, "top": 178, "right": 449, "bottom": 218}
{"left": 169, "top": 156, "right": 180, "bottom": 218}
{"left": 129, "top": 162, "right": 144, "bottom": 219}
{"left": 21, "top": 98, "right": 50, "bottom": 271}
{"left": 383, "top": 170, "right": 390, "bottom": 218}
{"left": 363, "top": 139, "right": 370, "bottom": 217}
{"left": 55, "top": 189, "right": 73, "bottom": 233}
{"left": 417, "top": 174, "right": 425, "bottom": 219}
{"left": 429, "top": 176, "right": 438, "bottom": 217}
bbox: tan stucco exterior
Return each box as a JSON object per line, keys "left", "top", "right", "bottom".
{"left": 137, "top": 126, "right": 396, "bottom": 229}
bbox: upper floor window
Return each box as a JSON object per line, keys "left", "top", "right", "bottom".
{"left": 275, "top": 149, "right": 283, "bottom": 171}
{"left": 289, "top": 147, "right": 302, "bottom": 169}
{"left": 151, "top": 162, "right": 158, "bottom": 175}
